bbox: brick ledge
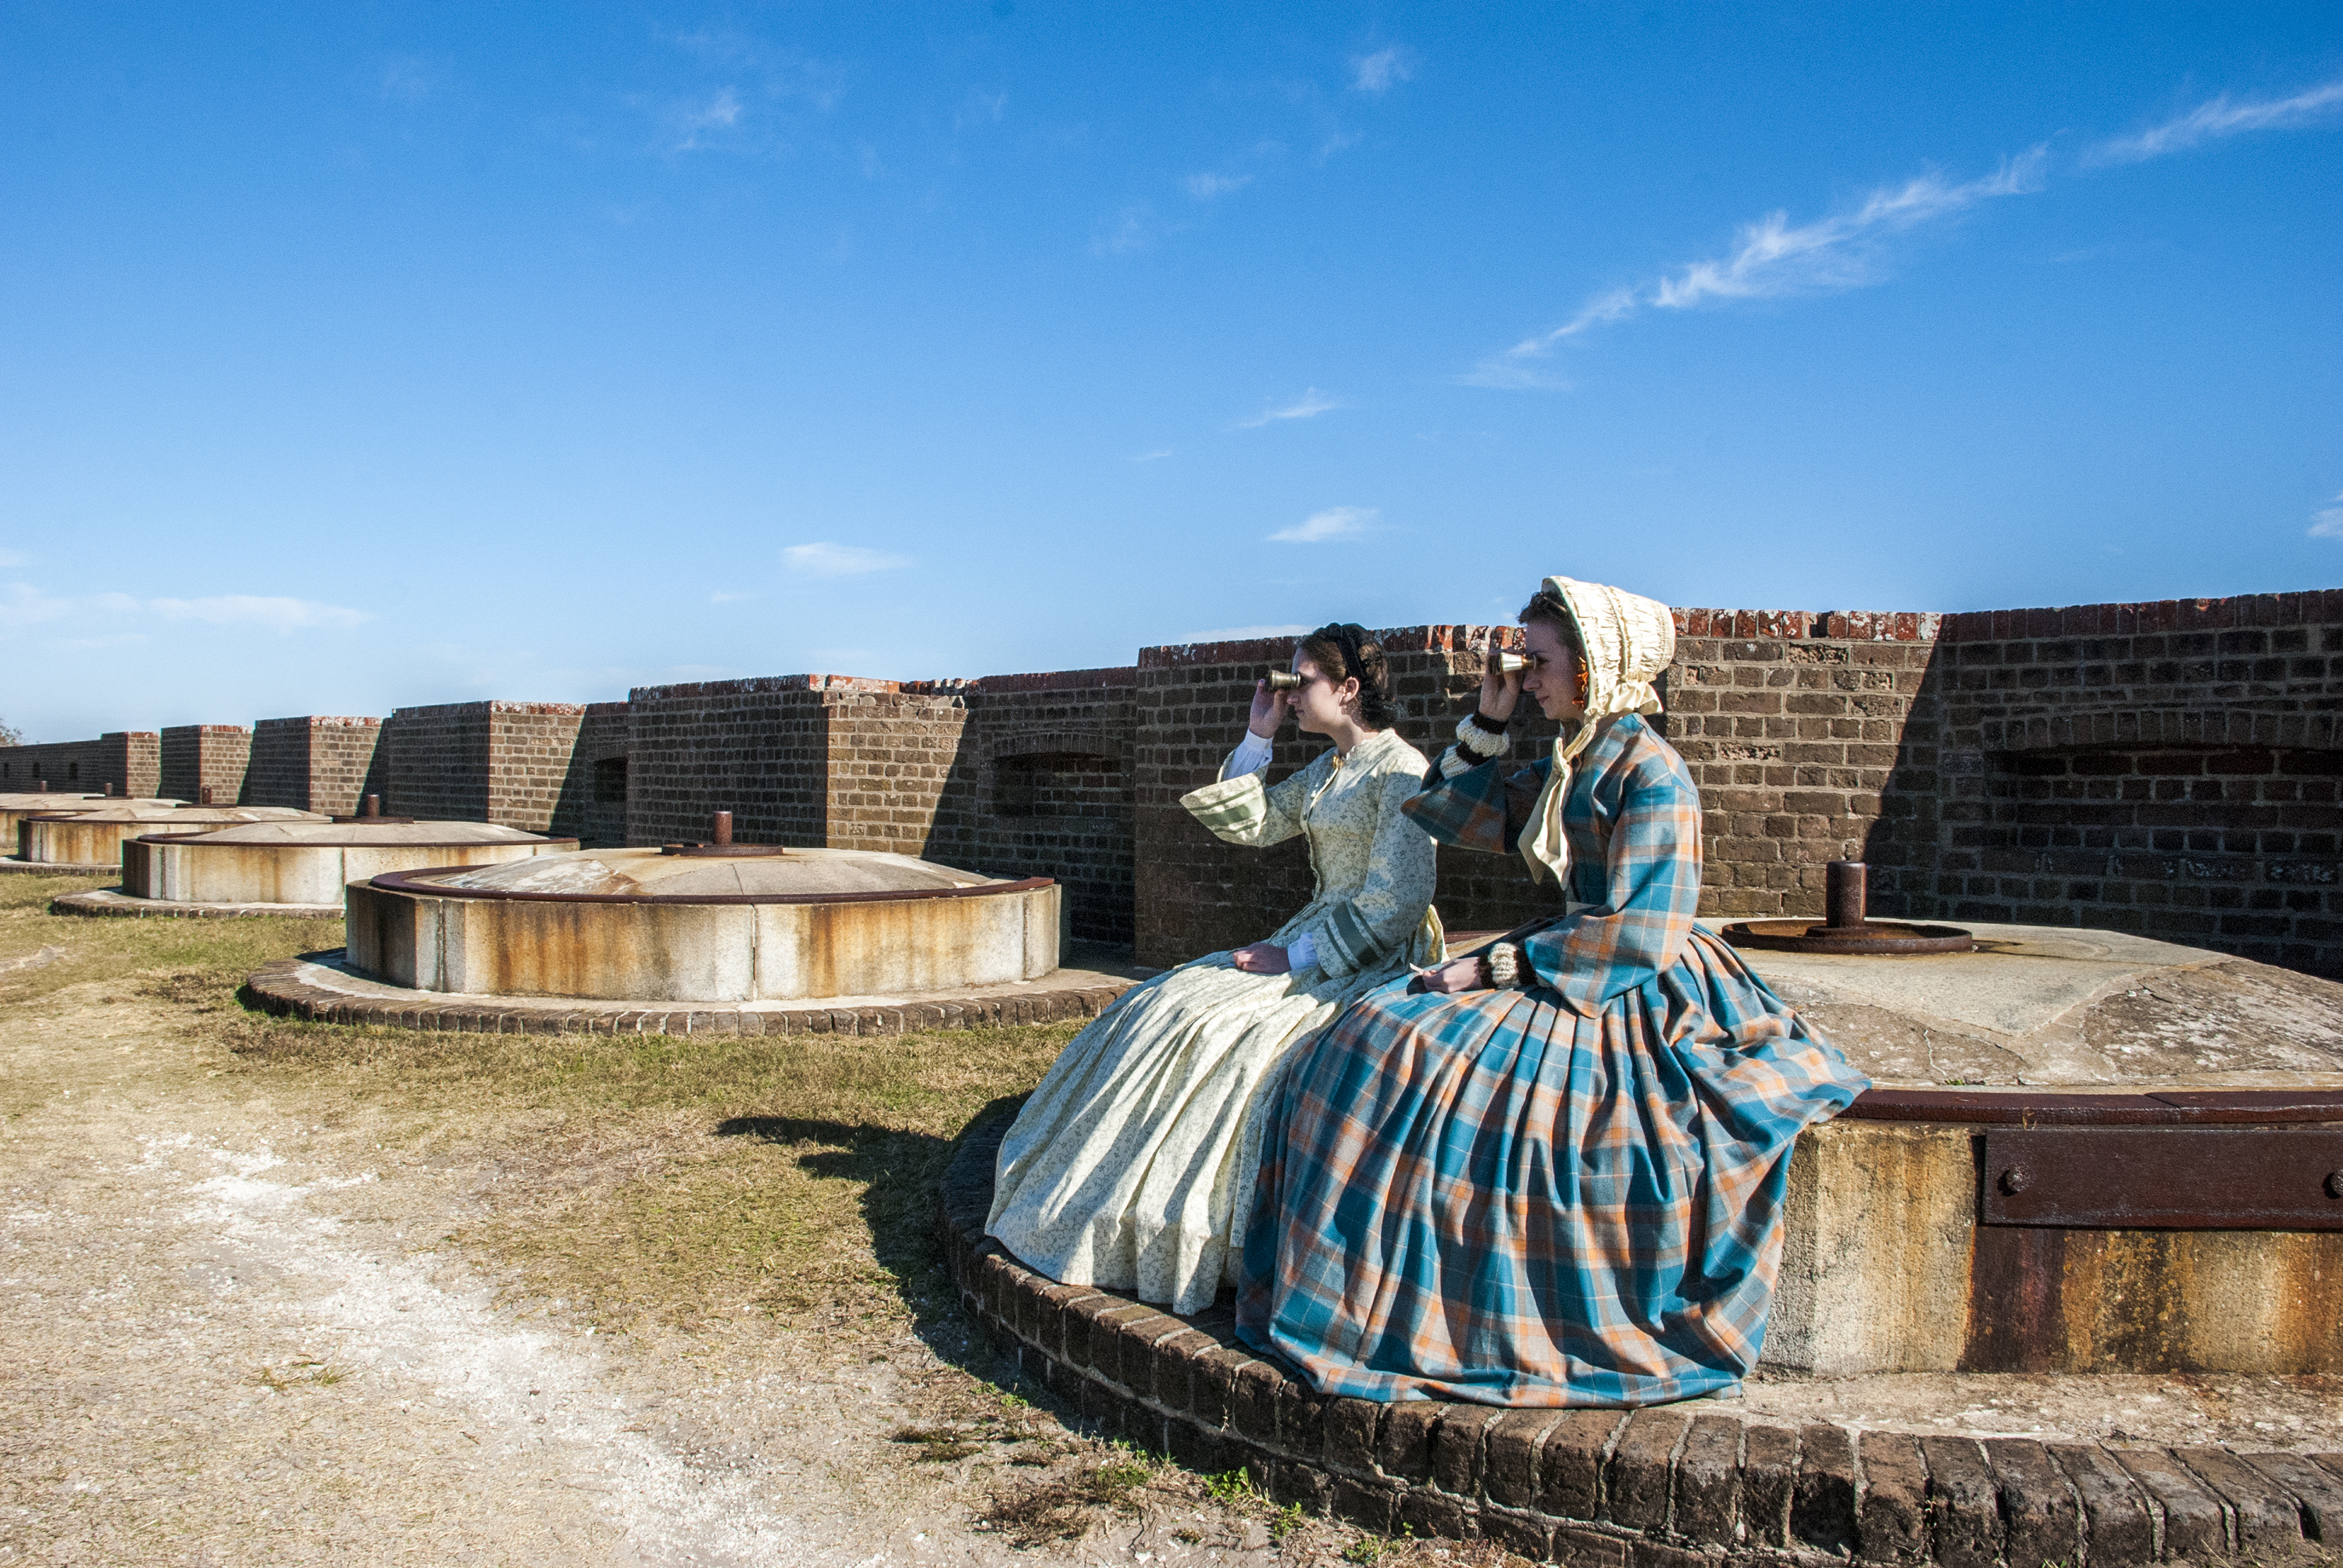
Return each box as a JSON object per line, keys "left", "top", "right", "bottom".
{"left": 939, "top": 1109, "right": 2343, "bottom": 1565}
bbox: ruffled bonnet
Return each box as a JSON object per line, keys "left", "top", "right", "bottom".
{"left": 1517, "top": 577, "right": 1678, "bottom": 883}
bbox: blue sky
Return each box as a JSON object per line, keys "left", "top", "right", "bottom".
{"left": 2, "top": 2, "right": 2338, "bottom": 739}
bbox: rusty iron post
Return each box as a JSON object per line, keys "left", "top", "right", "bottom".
{"left": 363, "top": 794, "right": 382, "bottom": 819}
{"left": 713, "top": 811, "right": 733, "bottom": 846}
{"left": 200, "top": 786, "right": 215, "bottom": 805}
{"left": 1825, "top": 861, "right": 1867, "bottom": 932}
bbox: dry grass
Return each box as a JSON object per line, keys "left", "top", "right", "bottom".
{"left": 200, "top": 985, "right": 1074, "bottom": 1337}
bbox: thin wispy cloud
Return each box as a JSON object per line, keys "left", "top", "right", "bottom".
{"left": 0, "top": 550, "right": 27, "bottom": 568}
{"left": 380, "top": 55, "right": 442, "bottom": 105}
{"left": 2091, "top": 74, "right": 2343, "bottom": 165}
{"left": 150, "top": 595, "right": 371, "bottom": 631}
{"left": 2309, "top": 493, "right": 2343, "bottom": 542}
{"left": 1184, "top": 171, "right": 1254, "bottom": 201}
{"left": 1351, "top": 48, "right": 1411, "bottom": 94}
{"left": 0, "top": 583, "right": 369, "bottom": 634}
{"left": 1237, "top": 387, "right": 1345, "bottom": 428}
{"left": 673, "top": 87, "right": 744, "bottom": 150}
{"left": 782, "top": 542, "right": 914, "bottom": 577}
{"left": 1091, "top": 201, "right": 1168, "bottom": 256}
{"left": 709, "top": 590, "right": 755, "bottom": 602}
{"left": 1129, "top": 448, "right": 1175, "bottom": 463}
{"left": 1269, "top": 505, "right": 1375, "bottom": 543}
{"left": 1460, "top": 150, "right": 2046, "bottom": 388}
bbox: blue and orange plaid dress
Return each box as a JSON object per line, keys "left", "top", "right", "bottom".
{"left": 1236, "top": 714, "right": 1868, "bottom": 1405}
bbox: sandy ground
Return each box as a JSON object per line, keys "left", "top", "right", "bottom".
{"left": 0, "top": 971, "right": 1414, "bottom": 1568}
{"left": 2, "top": 935, "right": 2334, "bottom": 1566}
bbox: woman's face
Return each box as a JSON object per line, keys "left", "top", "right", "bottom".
{"left": 1518, "top": 619, "right": 1585, "bottom": 723}
{"left": 1288, "top": 654, "right": 1360, "bottom": 735}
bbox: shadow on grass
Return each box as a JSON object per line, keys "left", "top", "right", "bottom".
{"left": 715, "top": 1093, "right": 1032, "bottom": 1386}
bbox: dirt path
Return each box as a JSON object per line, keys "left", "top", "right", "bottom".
{"left": 0, "top": 938, "right": 1438, "bottom": 1568}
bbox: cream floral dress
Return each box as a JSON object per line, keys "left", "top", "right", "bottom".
{"left": 986, "top": 726, "right": 1441, "bottom": 1315}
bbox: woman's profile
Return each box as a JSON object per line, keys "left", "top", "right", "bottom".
{"left": 1238, "top": 578, "right": 1869, "bottom": 1406}
{"left": 986, "top": 623, "right": 1441, "bottom": 1315}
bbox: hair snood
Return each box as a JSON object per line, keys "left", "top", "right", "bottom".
{"left": 1298, "top": 622, "right": 1396, "bottom": 730}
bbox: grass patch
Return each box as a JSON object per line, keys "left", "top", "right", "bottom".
{"left": 201, "top": 996, "right": 1075, "bottom": 1335}
{"left": 0, "top": 871, "right": 341, "bottom": 1009}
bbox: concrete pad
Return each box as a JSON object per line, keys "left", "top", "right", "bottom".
{"left": 52, "top": 888, "right": 343, "bottom": 920}
{"left": 244, "top": 946, "right": 1152, "bottom": 1037}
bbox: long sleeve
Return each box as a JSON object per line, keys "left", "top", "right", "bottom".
{"left": 1284, "top": 764, "right": 1439, "bottom": 979}
{"left": 1517, "top": 743, "right": 1701, "bottom": 1017}
{"left": 1401, "top": 754, "right": 1549, "bottom": 855}
{"left": 1221, "top": 730, "right": 1273, "bottom": 780}
{"left": 1180, "top": 757, "right": 1313, "bottom": 848}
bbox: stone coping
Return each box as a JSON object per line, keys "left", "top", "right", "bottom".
{"left": 0, "top": 857, "right": 116, "bottom": 876}
{"left": 54, "top": 888, "right": 342, "bottom": 921}
{"left": 245, "top": 950, "right": 1148, "bottom": 1036}
{"left": 940, "top": 1110, "right": 2343, "bottom": 1565}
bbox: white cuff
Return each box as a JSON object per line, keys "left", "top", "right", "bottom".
{"left": 1286, "top": 933, "right": 1318, "bottom": 971}
{"left": 1437, "top": 744, "right": 1478, "bottom": 779}
{"left": 1222, "top": 730, "right": 1273, "bottom": 780}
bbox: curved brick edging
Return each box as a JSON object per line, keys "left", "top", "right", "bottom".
{"left": 940, "top": 1113, "right": 2343, "bottom": 1565}
{"left": 244, "top": 951, "right": 1144, "bottom": 1037}
{"left": 54, "top": 889, "right": 343, "bottom": 920}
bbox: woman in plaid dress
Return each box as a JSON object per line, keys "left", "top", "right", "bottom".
{"left": 989, "top": 625, "right": 1442, "bottom": 1317}
{"left": 1236, "top": 579, "right": 1868, "bottom": 1406}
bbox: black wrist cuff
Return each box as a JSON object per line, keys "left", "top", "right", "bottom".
{"left": 1470, "top": 708, "right": 1511, "bottom": 734}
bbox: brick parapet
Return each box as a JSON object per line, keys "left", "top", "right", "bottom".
{"left": 159, "top": 724, "right": 251, "bottom": 805}
{"left": 247, "top": 717, "right": 386, "bottom": 814}
{"left": 1908, "top": 590, "right": 2343, "bottom": 975}
{"left": 940, "top": 1110, "right": 2343, "bottom": 1566}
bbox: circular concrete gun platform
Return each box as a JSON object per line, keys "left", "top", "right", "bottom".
{"left": 943, "top": 1111, "right": 2343, "bottom": 1568}
{"left": 110, "top": 821, "right": 576, "bottom": 914}
{"left": 245, "top": 946, "right": 1150, "bottom": 1036}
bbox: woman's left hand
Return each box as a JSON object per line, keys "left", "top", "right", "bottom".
{"left": 1231, "top": 943, "right": 1292, "bottom": 974}
{"left": 1409, "top": 955, "right": 1485, "bottom": 994}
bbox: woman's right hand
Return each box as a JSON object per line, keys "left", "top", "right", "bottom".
{"left": 1248, "top": 679, "right": 1289, "bottom": 738}
{"left": 1479, "top": 627, "right": 1522, "bottom": 721}
{"left": 1409, "top": 955, "right": 1487, "bottom": 994}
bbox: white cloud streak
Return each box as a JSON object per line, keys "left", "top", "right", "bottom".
{"left": 1351, "top": 48, "right": 1410, "bottom": 94}
{"left": 1237, "top": 387, "right": 1345, "bottom": 428}
{"left": 1269, "top": 506, "right": 1375, "bottom": 543}
{"left": 0, "top": 583, "right": 370, "bottom": 634}
{"left": 1184, "top": 171, "right": 1254, "bottom": 201}
{"left": 1460, "top": 149, "right": 2046, "bottom": 388}
{"left": 2309, "top": 494, "right": 2343, "bottom": 541}
{"left": 2092, "top": 75, "right": 2343, "bottom": 165}
{"left": 781, "top": 542, "right": 914, "bottom": 577}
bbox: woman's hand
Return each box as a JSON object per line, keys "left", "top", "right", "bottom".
{"left": 1248, "top": 679, "right": 1290, "bottom": 739}
{"left": 1479, "top": 627, "right": 1523, "bottom": 721}
{"left": 1410, "top": 955, "right": 1486, "bottom": 994}
{"left": 1231, "top": 943, "right": 1293, "bottom": 974}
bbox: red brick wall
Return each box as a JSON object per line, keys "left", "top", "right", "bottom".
{"left": 1130, "top": 618, "right": 1941, "bottom": 968}
{"left": 386, "top": 701, "right": 587, "bottom": 830}
{"left": 1921, "top": 590, "right": 2343, "bottom": 976}
{"left": 936, "top": 667, "right": 1138, "bottom": 945}
{"left": 553, "top": 700, "right": 630, "bottom": 844}
{"left": 248, "top": 717, "right": 386, "bottom": 814}
{"left": 159, "top": 725, "right": 251, "bottom": 805}
{"left": 623, "top": 677, "right": 842, "bottom": 847}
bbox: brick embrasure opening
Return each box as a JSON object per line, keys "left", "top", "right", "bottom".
{"left": 940, "top": 1110, "right": 2343, "bottom": 1566}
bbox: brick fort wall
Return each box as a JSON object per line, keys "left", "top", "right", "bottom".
{"left": 159, "top": 724, "right": 251, "bottom": 806}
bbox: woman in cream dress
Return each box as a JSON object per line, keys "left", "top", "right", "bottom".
{"left": 987, "top": 623, "right": 1440, "bottom": 1315}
